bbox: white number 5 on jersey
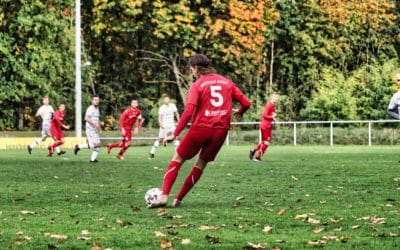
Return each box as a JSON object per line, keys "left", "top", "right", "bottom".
{"left": 210, "top": 85, "right": 223, "bottom": 107}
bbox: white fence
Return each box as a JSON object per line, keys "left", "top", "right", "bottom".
{"left": 101, "top": 120, "right": 400, "bottom": 146}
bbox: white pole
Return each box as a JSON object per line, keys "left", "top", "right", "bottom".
{"left": 293, "top": 122, "right": 297, "bottom": 146}
{"left": 368, "top": 122, "right": 371, "bottom": 146}
{"left": 75, "top": 0, "right": 82, "bottom": 143}
{"left": 330, "top": 122, "right": 333, "bottom": 146}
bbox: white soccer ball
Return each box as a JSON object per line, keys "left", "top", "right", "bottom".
{"left": 144, "top": 188, "right": 162, "bottom": 206}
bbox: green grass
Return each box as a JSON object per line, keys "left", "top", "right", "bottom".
{"left": 0, "top": 145, "right": 399, "bottom": 249}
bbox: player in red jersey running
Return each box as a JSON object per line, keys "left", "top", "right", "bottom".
{"left": 107, "top": 99, "right": 143, "bottom": 160}
{"left": 149, "top": 54, "right": 251, "bottom": 208}
{"left": 249, "top": 93, "right": 278, "bottom": 162}
{"left": 48, "top": 104, "right": 70, "bottom": 157}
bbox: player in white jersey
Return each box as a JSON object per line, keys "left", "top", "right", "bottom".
{"left": 74, "top": 96, "right": 102, "bottom": 163}
{"left": 27, "top": 97, "right": 64, "bottom": 155}
{"left": 149, "top": 95, "right": 180, "bottom": 159}
{"left": 387, "top": 73, "right": 400, "bottom": 119}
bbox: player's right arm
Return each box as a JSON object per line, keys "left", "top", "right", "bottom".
{"left": 118, "top": 109, "right": 128, "bottom": 136}
{"left": 172, "top": 85, "right": 199, "bottom": 137}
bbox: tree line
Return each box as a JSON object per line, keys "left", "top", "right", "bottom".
{"left": 1, "top": 0, "right": 399, "bottom": 130}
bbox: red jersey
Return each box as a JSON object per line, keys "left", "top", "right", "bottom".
{"left": 174, "top": 73, "right": 251, "bottom": 136}
{"left": 260, "top": 101, "right": 275, "bottom": 129}
{"left": 118, "top": 107, "right": 143, "bottom": 129}
{"left": 51, "top": 110, "right": 65, "bottom": 130}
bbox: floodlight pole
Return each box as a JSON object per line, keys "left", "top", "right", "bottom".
{"left": 75, "top": 0, "right": 82, "bottom": 143}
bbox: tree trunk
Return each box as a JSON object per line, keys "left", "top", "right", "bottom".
{"left": 17, "top": 107, "right": 24, "bottom": 130}
{"left": 171, "top": 55, "right": 187, "bottom": 105}
{"left": 268, "top": 41, "right": 275, "bottom": 98}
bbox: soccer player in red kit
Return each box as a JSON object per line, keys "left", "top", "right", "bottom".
{"left": 149, "top": 54, "right": 251, "bottom": 208}
{"left": 107, "top": 99, "right": 142, "bottom": 160}
{"left": 249, "top": 93, "right": 278, "bottom": 162}
{"left": 48, "top": 104, "right": 70, "bottom": 157}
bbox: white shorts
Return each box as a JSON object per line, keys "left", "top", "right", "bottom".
{"left": 41, "top": 125, "right": 51, "bottom": 137}
{"left": 86, "top": 128, "right": 100, "bottom": 148}
{"left": 159, "top": 126, "right": 175, "bottom": 139}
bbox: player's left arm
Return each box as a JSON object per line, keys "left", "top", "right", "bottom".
{"left": 134, "top": 114, "right": 143, "bottom": 135}
{"left": 232, "top": 85, "right": 251, "bottom": 119}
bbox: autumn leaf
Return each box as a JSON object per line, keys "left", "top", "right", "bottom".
{"left": 157, "top": 209, "right": 167, "bottom": 216}
{"left": 155, "top": 231, "right": 167, "bottom": 237}
{"left": 49, "top": 234, "right": 68, "bottom": 240}
{"left": 245, "top": 242, "right": 265, "bottom": 249}
{"left": 172, "top": 215, "right": 183, "bottom": 219}
{"left": 322, "top": 235, "right": 339, "bottom": 241}
{"left": 351, "top": 225, "right": 361, "bottom": 229}
{"left": 307, "top": 217, "right": 321, "bottom": 224}
{"left": 181, "top": 238, "right": 191, "bottom": 245}
{"left": 91, "top": 243, "right": 103, "bottom": 250}
{"left": 294, "top": 214, "right": 308, "bottom": 221}
{"left": 312, "top": 227, "right": 324, "bottom": 233}
{"left": 333, "top": 227, "right": 343, "bottom": 232}
{"left": 291, "top": 175, "right": 298, "bottom": 181}
{"left": 307, "top": 240, "right": 326, "bottom": 246}
{"left": 330, "top": 217, "right": 340, "bottom": 223}
{"left": 263, "top": 225, "right": 273, "bottom": 234}
{"left": 199, "top": 225, "right": 217, "bottom": 231}
{"left": 20, "top": 210, "right": 35, "bottom": 215}
{"left": 81, "top": 230, "right": 90, "bottom": 235}
{"left": 236, "top": 196, "right": 245, "bottom": 201}
{"left": 277, "top": 209, "right": 286, "bottom": 216}
{"left": 160, "top": 239, "right": 173, "bottom": 249}
{"left": 77, "top": 236, "right": 91, "bottom": 241}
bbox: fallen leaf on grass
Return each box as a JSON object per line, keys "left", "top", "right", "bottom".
{"left": 157, "top": 209, "right": 167, "bottom": 216}
{"left": 49, "top": 234, "right": 68, "bottom": 240}
{"left": 160, "top": 239, "right": 172, "bottom": 249}
{"left": 307, "top": 240, "right": 326, "bottom": 246}
{"left": 333, "top": 227, "right": 343, "bottom": 232}
{"left": 278, "top": 209, "right": 286, "bottom": 216}
{"left": 205, "top": 235, "right": 220, "bottom": 244}
{"left": 312, "top": 227, "right": 324, "bottom": 234}
{"left": 199, "top": 225, "right": 217, "bottom": 231}
{"left": 91, "top": 243, "right": 103, "bottom": 250}
{"left": 236, "top": 196, "right": 245, "bottom": 201}
{"left": 263, "top": 225, "right": 273, "bottom": 234}
{"left": 181, "top": 238, "right": 191, "bottom": 245}
{"left": 291, "top": 175, "right": 298, "bottom": 181}
{"left": 81, "top": 230, "right": 90, "bottom": 235}
{"left": 20, "top": 210, "right": 35, "bottom": 215}
{"left": 322, "top": 235, "right": 339, "bottom": 241}
{"left": 77, "top": 236, "right": 91, "bottom": 241}
{"left": 371, "top": 216, "right": 386, "bottom": 225}
{"left": 294, "top": 214, "right": 308, "bottom": 221}
{"left": 116, "top": 219, "right": 133, "bottom": 227}
{"left": 16, "top": 231, "right": 24, "bottom": 235}
{"left": 393, "top": 177, "right": 400, "bottom": 181}
{"left": 155, "top": 231, "right": 167, "bottom": 237}
{"left": 172, "top": 215, "right": 183, "bottom": 219}
{"left": 307, "top": 218, "right": 321, "bottom": 224}
{"left": 245, "top": 242, "right": 265, "bottom": 249}
{"left": 330, "top": 217, "right": 340, "bottom": 223}
{"left": 351, "top": 225, "right": 360, "bottom": 229}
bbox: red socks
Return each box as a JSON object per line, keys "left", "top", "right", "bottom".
{"left": 162, "top": 161, "right": 182, "bottom": 195}
{"left": 256, "top": 143, "right": 268, "bottom": 158}
{"left": 51, "top": 141, "right": 63, "bottom": 151}
{"left": 176, "top": 167, "right": 203, "bottom": 201}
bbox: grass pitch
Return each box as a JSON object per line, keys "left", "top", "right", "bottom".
{"left": 0, "top": 145, "right": 399, "bottom": 249}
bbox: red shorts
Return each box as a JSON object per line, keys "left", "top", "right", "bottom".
{"left": 177, "top": 127, "right": 228, "bottom": 162}
{"left": 50, "top": 127, "right": 64, "bottom": 140}
{"left": 122, "top": 127, "right": 132, "bottom": 142}
{"left": 260, "top": 124, "right": 272, "bottom": 142}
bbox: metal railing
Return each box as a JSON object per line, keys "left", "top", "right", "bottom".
{"left": 100, "top": 120, "right": 400, "bottom": 146}
{"left": 228, "top": 120, "right": 400, "bottom": 146}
